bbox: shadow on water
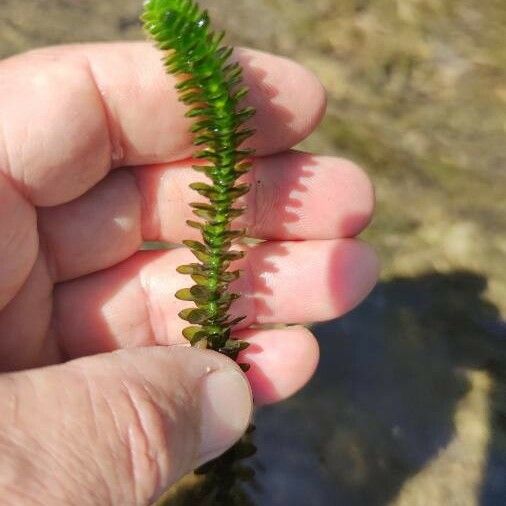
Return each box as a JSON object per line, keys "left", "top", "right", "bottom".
{"left": 244, "top": 270, "right": 505, "bottom": 506}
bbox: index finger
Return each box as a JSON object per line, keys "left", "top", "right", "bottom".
{"left": 0, "top": 42, "right": 326, "bottom": 207}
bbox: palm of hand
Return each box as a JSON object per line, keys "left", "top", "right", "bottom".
{"left": 0, "top": 43, "right": 377, "bottom": 404}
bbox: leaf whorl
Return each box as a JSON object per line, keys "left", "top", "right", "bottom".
{"left": 143, "top": 0, "right": 255, "bottom": 364}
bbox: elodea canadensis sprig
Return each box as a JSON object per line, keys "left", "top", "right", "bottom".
{"left": 142, "top": 0, "right": 255, "bottom": 370}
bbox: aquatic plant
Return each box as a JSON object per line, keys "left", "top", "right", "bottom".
{"left": 142, "top": 0, "right": 255, "bottom": 372}
{"left": 143, "top": 1, "right": 257, "bottom": 503}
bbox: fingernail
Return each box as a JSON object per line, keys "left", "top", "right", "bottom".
{"left": 198, "top": 368, "right": 252, "bottom": 463}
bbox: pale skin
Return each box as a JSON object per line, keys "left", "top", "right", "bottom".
{"left": 0, "top": 43, "right": 378, "bottom": 504}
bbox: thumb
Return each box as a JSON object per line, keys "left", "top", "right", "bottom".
{"left": 0, "top": 346, "right": 252, "bottom": 505}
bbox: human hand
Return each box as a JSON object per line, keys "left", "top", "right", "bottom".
{"left": 0, "top": 43, "right": 378, "bottom": 504}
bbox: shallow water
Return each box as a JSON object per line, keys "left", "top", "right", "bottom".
{"left": 1, "top": 1, "right": 505, "bottom": 504}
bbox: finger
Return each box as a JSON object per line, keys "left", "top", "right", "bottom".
{"left": 39, "top": 153, "right": 374, "bottom": 281}
{"left": 237, "top": 326, "right": 320, "bottom": 406}
{"left": 53, "top": 240, "right": 379, "bottom": 358}
{"left": 0, "top": 42, "right": 326, "bottom": 207}
{"left": 0, "top": 253, "right": 60, "bottom": 372}
{"left": 0, "top": 171, "right": 38, "bottom": 310}
{"left": 38, "top": 170, "right": 143, "bottom": 282}
{"left": 0, "top": 347, "right": 252, "bottom": 504}
{"left": 138, "top": 152, "right": 374, "bottom": 243}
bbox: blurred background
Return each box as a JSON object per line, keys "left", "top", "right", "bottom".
{"left": 1, "top": 0, "right": 505, "bottom": 504}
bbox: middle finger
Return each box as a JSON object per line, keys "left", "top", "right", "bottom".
{"left": 39, "top": 151, "right": 374, "bottom": 282}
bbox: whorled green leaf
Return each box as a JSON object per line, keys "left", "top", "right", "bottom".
{"left": 189, "top": 182, "right": 214, "bottom": 194}
{"left": 190, "top": 201, "right": 217, "bottom": 214}
{"left": 190, "top": 284, "right": 213, "bottom": 302}
{"left": 191, "top": 164, "right": 216, "bottom": 175}
{"left": 235, "top": 106, "right": 256, "bottom": 123}
{"left": 190, "top": 332, "right": 209, "bottom": 346}
{"left": 192, "top": 208, "right": 215, "bottom": 221}
{"left": 194, "top": 149, "right": 218, "bottom": 161}
{"left": 179, "top": 308, "right": 210, "bottom": 324}
{"left": 182, "top": 325, "right": 201, "bottom": 340}
{"left": 225, "top": 315, "right": 247, "bottom": 326}
{"left": 176, "top": 263, "right": 206, "bottom": 275}
{"left": 175, "top": 76, "right": 199, "bottom": 91}
{"left": 194, "top": 134, "right": 214, "bottom": 146}
{"left": 190, "top": 249, "right": 211, "bottom": 263}
{"left": 222, "top": 250, "right": 245, "bottom": 261}
{"left": 191, "top": 273, "right": 209, "bottom": 286}
{"left": 232, "top": 86, "right": 249, "bottom": 102}
{"left": 185, "top": 219, "right": 204, "bottom": 230}
{"left": 175, "top": 288, "right": 194, "bottom": 301}
{"left": 235, "top": 161, "right": 252, "bottom": 173}
{"left": 219, "top": 339, "right": 250, "bottom": 354}
{"left": 143, "top": 0, "right": 255, "bottom": 359}
{"left": 217, "top": 292, "right": 241, "bottom": 311}
{"left": 185, "top": 106, "right": 213, "bottom": 118}
{"left": 180, "top": 91, "right": 202, "bottom": 104}
{"left": 233, "top": 129, "right": 256, "bottom": 145}
{"left": 182, "top": 239, "right": 207, "bottom": 252}
{"left": 228, "top": 208, "right": 246, "bottom": 219}
{"left": 190, "top": 119, "right": 213, "bottom": 132}
{"left": 230, "top": 183, "right": 251, "bottom": 199}
{"left": 223, "top": 229, "right": 246, "bottom": 241}
{"left": 235, "top": 148, "right": 256, "bottom": 161}
{"left": 219, "top": 270, "right": 241, "bottom": 282}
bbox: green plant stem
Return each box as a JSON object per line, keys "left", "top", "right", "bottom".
{"left": 143, "top": 0, "right": 255, "bottom": 366}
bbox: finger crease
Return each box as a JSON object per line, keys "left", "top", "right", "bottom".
{"left": 0, "top": 121, "right": 31, "bottom": 201}
{"left": 37, "top": 228, "right": 59, "bottom": 282}
{"left": 83, "top": 56, "right": 126, "bottom": 169}
{"left": 131, "top": 170, "right": 154, "bottom": 244}
{"left": 138, "top": 270, "right": 162, "bottom": 346}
